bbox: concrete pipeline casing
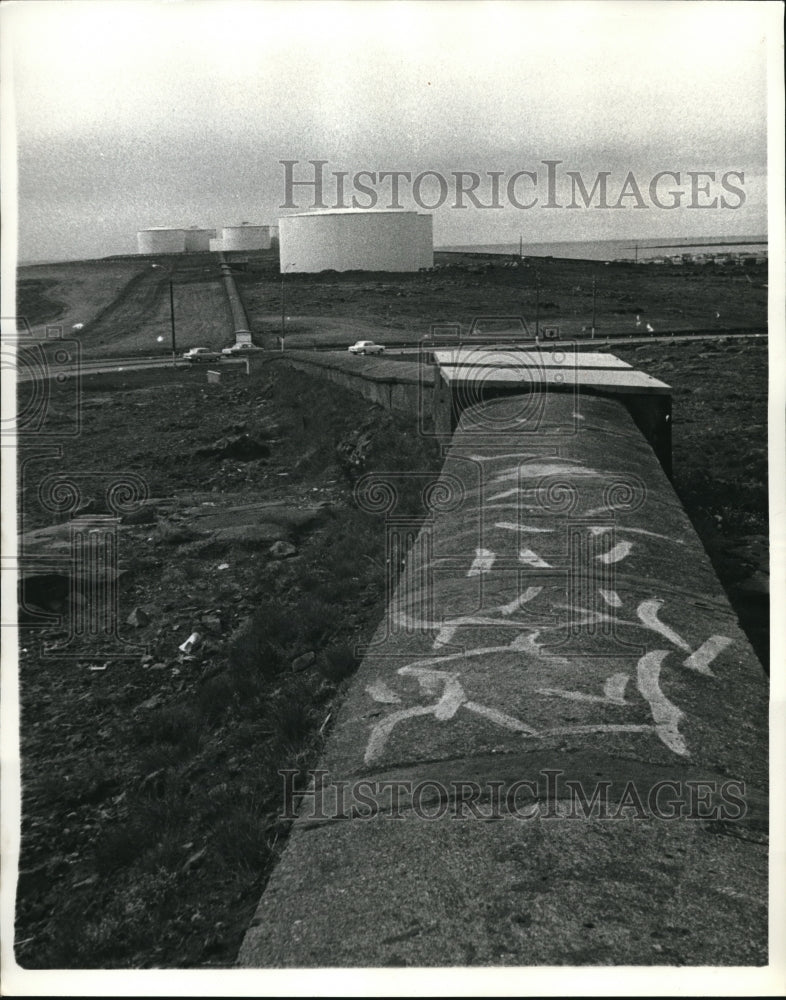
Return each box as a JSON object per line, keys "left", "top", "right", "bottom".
{"left": 218, "top": 257, "right": 252, "bottom": 338}
{"left": 238, "top": 392, "right": 767, "bottom": 967}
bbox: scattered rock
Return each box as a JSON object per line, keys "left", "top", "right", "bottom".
{"left": 195, "top": 434, "right": 270, "bottom": 461}
{"left": 269, "top": 540, "right": 297, "bottom": 558}
{"left": 178, "top": 632, "right": 202, "bottom": 654}
{"left": 201, "top": 614, "right": 223, "bottom": 634}
{"left": 140, "top": 768, "right": 165, "bottom": 790}
{"left": 127, "top": 606, "right": 150, "bottom": 627}
{"left": 181, "top": 845, "right": 207, "bottom": 874}
{"left": 139, "top": 694, "right": 163, "bottom": 710}
{"left": 211, "top": 524, "right": 287, "bottom": 547}
{"left": 155, "top": 520, "right": 206, "bottom": 545}
{"left": 336, "top": 429, "right": 374, "bottom": 476}
{"left": 121, "top": 503, "right": 160, "bottom": 526}
{"left": 291, "top": 651, "right": 316, "bottom": 672}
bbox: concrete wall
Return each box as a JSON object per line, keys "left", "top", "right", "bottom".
{"left": 279, "top": 211, "right": 433, "bottom": 273}
{"left": 238, "top": 391, "right": 767, "bottom": 967}
{"left": 282, "top": 352, "right": 432, "bottom": 420}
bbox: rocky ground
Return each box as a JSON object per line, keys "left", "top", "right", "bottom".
{"left": 15, "top": 361, "right": 441, "bottom": 968}
{"left": 236, "top": 251, "right": 767, "bottom": 346}
{"left": 611, "top": 337, "right": 769, "bottom": 667}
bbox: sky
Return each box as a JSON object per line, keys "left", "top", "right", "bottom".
{"left": 1, "top": 0, "right": 778, "bottom": 263}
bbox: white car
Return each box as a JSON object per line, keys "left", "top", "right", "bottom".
{"left": 182, "top": 347, "right": 221, "bottom": 362}
{"left": 221, "top": 343, "right": 264, "bottom": 356}
{"left": 348, "top": 340, "right": 385, "bottom": 355}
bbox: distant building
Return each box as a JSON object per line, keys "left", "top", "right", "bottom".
{"left": 183, "top": 227, "right": 217, "bottom": 251}
{"left": 137, "top": 228, "right": 186, "bottom": 254}
{"left": 209, "top": 225, "right": 275, "bottom": 252}
{"left": 279, "top": 210, "right": 433, "bottom": 273}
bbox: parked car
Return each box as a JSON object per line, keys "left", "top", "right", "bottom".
{"left": 182, "top": 347, "right": 221, "bottom": 362}
{"left": 348, "top": 340, "right": 385, "bottom": 355}
{"left": 221, "top": 343, "right": 264, "bottom": 356}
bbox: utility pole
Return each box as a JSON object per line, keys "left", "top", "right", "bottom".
{"left": 281, "top": 272, "right": 285, "bottom": 350}
{"left": 591, "top": 277, "right": 597, "bottom": 339}
{"left": 281, "top": 264, "right": 295, "bottom": 350}
{"left": 534, "top": 272, "right": 540, "bottom": 342}
{"left": 169, "top": 280, "right": 177, "bottom": 362}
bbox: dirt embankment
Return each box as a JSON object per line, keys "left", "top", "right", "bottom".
{"left": 16, "top": 260, "right": 148, "bottom": 335}
{"left": 17, "top": 254, "right": 236, "bottom": 358}
{"left": 15, "top": 362, "right": 441, "bottom": 968}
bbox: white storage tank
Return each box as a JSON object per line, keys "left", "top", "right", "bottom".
{"left": 278, "top": 210, "right": 433, "bottom": 273}
{"left": 137, "top": 228, "right": 186, "bottom": 254}
{"left": 183, "top": 228, "right": 217, "bottom": 251}
{"left": 221, "top": 225, "right": 273, "bottom": 250}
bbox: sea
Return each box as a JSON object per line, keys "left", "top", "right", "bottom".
{"left": 438, "top": 235, "right": 767, "bottom": 263}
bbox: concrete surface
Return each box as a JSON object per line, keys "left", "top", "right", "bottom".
{"left": 432, "top": 350, "right": 672, "bottom": 477}
{"left": 238, "top": 393, "right": 767, "bottom": 968}
{"left": 433, "top": 349, "right": 633, "bottom": 369}
{"left": 438, "top": 366, "right": 669, "bottom": 395}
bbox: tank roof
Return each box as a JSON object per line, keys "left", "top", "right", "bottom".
{"left": 280, "top": 209, "right": 429, "bottom": 219}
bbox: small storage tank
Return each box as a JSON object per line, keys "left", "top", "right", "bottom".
{"left": 220, "top": 225, "right": 273, "bottom": 250}
{"left": 137, "top": 228, "right": 186, "bottom": 254}
{"left": 278, "top": 210, "right": 433, "bottom": 273}
{"left": 183, "top": 228, "right": 217, "bottom": 252}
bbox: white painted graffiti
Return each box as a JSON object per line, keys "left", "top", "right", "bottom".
{"left": 365, "top": 535, "right": 733, "bottom": 763}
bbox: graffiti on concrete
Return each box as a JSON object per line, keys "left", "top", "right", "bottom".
{"left": 365, "top": 523, "right": 732, "bottom": 764}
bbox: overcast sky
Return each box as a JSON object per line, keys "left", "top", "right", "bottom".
{"left": 2, "top": 0, "right": 776, "bottom": 262}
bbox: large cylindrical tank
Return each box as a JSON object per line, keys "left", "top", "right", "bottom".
{"left": 220, "top": 225, "right": 273, "bottom": 250}
{"left": 278, "top": 210, "right": 433, "bottom": 273}
{"left": 183, "top": 228, "right": 217, "bottom": 252}
{"left": 137, "top": 228, "right": 186, "bottom": 254}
